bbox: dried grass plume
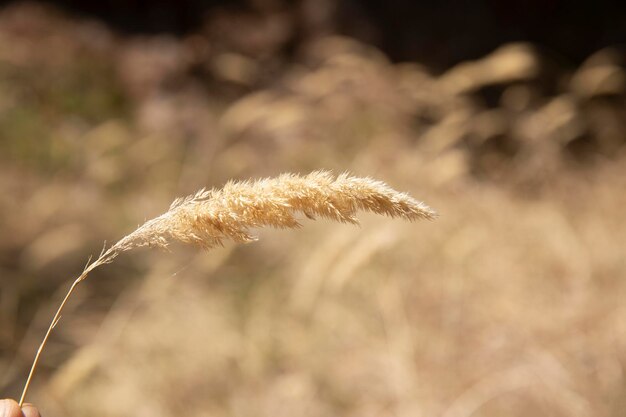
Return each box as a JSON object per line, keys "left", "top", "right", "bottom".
{"left": 114, "top": 170, "right": 435, "bottom": 251}
{"left": 19, "top": 171, "right": 435, "bottom": 405}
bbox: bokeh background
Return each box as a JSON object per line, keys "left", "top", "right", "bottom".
{"left": 0, "top": 1, "right": 625, "bottom": 416}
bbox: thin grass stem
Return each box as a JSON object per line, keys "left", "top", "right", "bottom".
{"left": 19, "top": 274, "right": 85, "bottom": 406}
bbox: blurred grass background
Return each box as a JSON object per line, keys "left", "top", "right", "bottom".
{"left": 0, "top": 1, "right": 625, "bottom": 416}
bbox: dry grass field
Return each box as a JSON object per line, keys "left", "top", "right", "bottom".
{"left": 1, "top": 3, "right": 626, "bottom": 416}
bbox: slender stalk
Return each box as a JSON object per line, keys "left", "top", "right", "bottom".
{"left": 19, "top": 272, "right": 87, "bottom": 406}
{"left": 19, "top": 243, "right": 118, "bottom": 406}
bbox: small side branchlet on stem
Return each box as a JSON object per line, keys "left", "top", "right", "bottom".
{"left": 19, "top": 171, "right": 436, "bottom": 406}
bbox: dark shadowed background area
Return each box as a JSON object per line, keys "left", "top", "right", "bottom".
{"left": 2, "top": 0, "right": 625, "bottom": 66}
{"left": 0, "top": 1, "right": 625, "bottom": 416}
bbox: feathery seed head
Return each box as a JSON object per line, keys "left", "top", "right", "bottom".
{"left": 108, "top": 171, "right": 435, "bottom": 257}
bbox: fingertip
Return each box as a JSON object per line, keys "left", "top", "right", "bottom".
{"left": 21, "top": 404, "right": 40, "bottom": 417}
{"left": 22, "top": 403, "right": 41, "bottom": 417}
{"left": 0, "top": 399, "right": 22, "bottom": 417}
